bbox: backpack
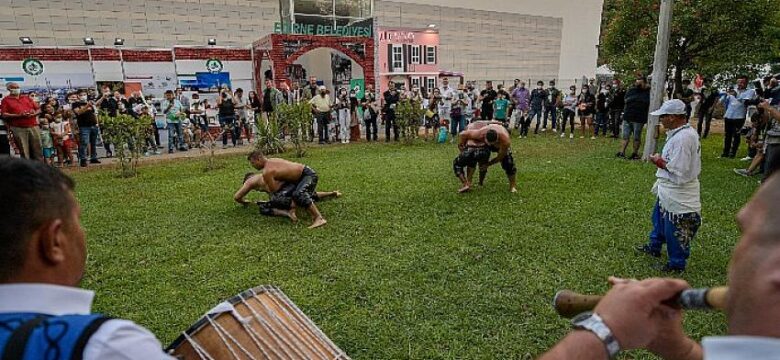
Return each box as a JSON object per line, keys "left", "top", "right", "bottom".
{"left": 0, "top": 313, "right": 111, "bottom": 360}
{"left": 437, "top": 127, "right": 448, "bottom": 143}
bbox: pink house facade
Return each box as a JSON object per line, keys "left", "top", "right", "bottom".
{"left": 377, "top": 27, "right": 440, "bottom": 94}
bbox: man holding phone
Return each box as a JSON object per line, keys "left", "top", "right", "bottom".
{"left": 1, "top": 83, "right": 41, "bottom": 160}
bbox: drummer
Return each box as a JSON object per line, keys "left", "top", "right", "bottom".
{"left": 0, "top": 157, "right": 174, "bottom": 359}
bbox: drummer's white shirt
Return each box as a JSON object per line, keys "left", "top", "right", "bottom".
{"left": 702, "top": 336, "right": 780, "bottom": 359}
{"left": 0, "top": 283, "right": 174, "bottom": 360}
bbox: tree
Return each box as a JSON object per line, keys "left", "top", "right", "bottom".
{"left": 99, "top": 113, "right": 147, "bottom": 178}
{"left": 601, "top": 0, "right": 780, "bottom": 88}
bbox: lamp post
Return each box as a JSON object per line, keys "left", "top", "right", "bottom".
{"left": 643, "top": 0, "right": 674, "bottom": 160}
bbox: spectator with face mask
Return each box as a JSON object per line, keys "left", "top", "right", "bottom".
{"left": 617, "top": 76, "right": 651, "bottom": 160}
{"left": 71, "top": 90, "right": 101, "bottom": 167}
{"left": 609, "top": 79, "right": 626, "bottom": 138}
{"left": 560, "top": 85, "right": 578, "bottom": 139}
{"left": 511, "top": 80, "right": 530, "bottom": 135}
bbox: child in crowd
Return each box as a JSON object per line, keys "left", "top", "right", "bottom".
{"left": 493, "top": 92, "right": 510, "bottom": 128}
{"left": 39, "top": 119, "right": 55, "bottom": 166}
{"left": 50, "top": 111, "right": 73, "bottom": 167}
{"left": 139, "top": 106, "right": 161, "bottom": 156}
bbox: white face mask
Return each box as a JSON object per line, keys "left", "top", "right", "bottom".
{"left": 9, "top": 89, "right": 20, "bottom": 96}
{"left": 54, "top": 117, "right": 62, "bottom": 123}
{"left": 80, "top": 95, "right": 88, "bottom": 101}
{"left": 537, "top": 86, "right": 543, "bottom": 90}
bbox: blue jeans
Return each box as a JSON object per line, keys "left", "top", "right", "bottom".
{"left": 219, "top": 115, "right": 239, "bottom": 146}
{"left": 530, "top": 107, "right": 543, "bottom": 133}
{"left": 167, "top": 122, "right": 184, "bottom": 151}
{"left": 648, "top": 201, "right": 701, "bottom": 269}
{"left": 450, "top": 114, "right": 466, "bottom": 136}
{"left": 78, "top": 126, "right": 99, "bottom": 161}
{"left": 543, "top": 106, "right": 557, "bottom": 129}
{"left": 594, "top": 112, "right": 608, "bottom": 135}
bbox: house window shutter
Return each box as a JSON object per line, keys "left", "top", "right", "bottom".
{"left": 423, "top": 46, "right": 428, "bottom": 64}
{"left": 387, "top": 44, "right": 393, "bottom": 72}
{"left": 433, "top": 46, "right": 437, "bottom": 64}
{"left": 403, "top": 44, "right": 410, "bottom": 72}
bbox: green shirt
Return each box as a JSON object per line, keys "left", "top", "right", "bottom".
{"left": 494, "top": 98, "right": 510, "bottom": 120}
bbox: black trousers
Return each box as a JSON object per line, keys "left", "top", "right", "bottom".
{"left": 481, "top": 106, "right": 493, "bottom": 120}
{"left": 316, "top": 112, "right": 330, "bottom": 143}
{"left": 723, "top": 118, "right": 746, "bottom": 157}
{"left": 561, "top": 109, "right": 576, "bottom": 133}
{"left": 0, "top": 134, "right": 9, "bottom": 155}
{"left": 697, "top": 110, "right": 712, "bottom": 138}
{"left": 609, "top": 110, "right": 623, "bottom": 137}
{"left": 365, "top": 112, "right": 378, "bottom": 141}
{"left": 385, "top": 110, "right": 398, "bottom": 141}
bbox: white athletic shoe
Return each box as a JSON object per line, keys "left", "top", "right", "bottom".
{"left": 570, "top": 133, "right": 574, "bottom": 139}
{"left": 591, "top": 136, "right": 596, "bottom": 140}
{"left": 740, "top": 156, "right": 752, "bottom": 162}
{"left": 553, "top": 129, "right": 557, "bottom": 133}
{"left": 560, "top": 133, "right": 565, "bottom": 138}
{"left": 580, "top": 136, "right": 585, "bottom": 139}
{"left": 542, "top": 128, "right": 547, "bottom": 132}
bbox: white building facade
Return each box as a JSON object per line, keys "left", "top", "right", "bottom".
{"left": 0, "top": 0, "right": 603, "bottom": 88}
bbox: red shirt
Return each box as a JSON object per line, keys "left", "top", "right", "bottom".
{"left": 1, "top": 95, "right": 39, "bottom": 128}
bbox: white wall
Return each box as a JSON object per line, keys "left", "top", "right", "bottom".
{"left": 294, "top": 48, "right": 364, "bottom": 93}
{"left": 381, "top": 0, "right": 604, "bottom": 84}
{"left": 0, "top": 61, "right": 94, "bottom": 90}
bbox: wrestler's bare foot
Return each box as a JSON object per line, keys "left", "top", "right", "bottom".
{"left": 458, "top": 185, "right": 471, "bottom": 193}
{"left": 335, "top": 191, "right": 342, "bottom": 197}
{"left": 510, "top": 187, "right": 518, "bottom": 193}
{"left": 309, "top": 217, "right": 327, "bottom": 229}
{"left": 288, "top": 211, "right": 298, "bottom": 223}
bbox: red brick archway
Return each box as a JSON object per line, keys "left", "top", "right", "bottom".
{"left": 252, "top": 33, "right": 374, "bottom": 90}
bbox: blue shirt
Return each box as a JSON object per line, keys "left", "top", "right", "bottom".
{"left": 160, "top": 99, "right": 183, "bottom": 123}
{"left": 722, "top": 88, "right": 756, "bottom": 120}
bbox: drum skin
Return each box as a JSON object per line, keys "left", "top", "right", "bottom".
{"left": 167, "top": 286, "right": 350, "bottom": 360}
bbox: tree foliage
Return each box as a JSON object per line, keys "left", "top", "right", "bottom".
{"left": 601, "top": 0, "right": 780, "bottom": 85}
{"left": 276, "top": 102, "right": 310, "bottom": 157}
{"left": 99, "top": 113, "right": 147, "bottom": 178}
{"left": 395, "top": 99, "right": 425, "bottom": 144}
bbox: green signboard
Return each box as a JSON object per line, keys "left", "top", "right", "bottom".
{"left": 274, "top": 22, "right": 372, "bottom": 37}
{"left": 350, "top": 79, "right": 365, "bottom": 100}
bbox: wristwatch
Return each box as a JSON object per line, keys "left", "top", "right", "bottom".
{"left": 571, "top": 312, "right": 620, "bottom": 359}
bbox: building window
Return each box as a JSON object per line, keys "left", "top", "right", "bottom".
{"left": 411, "top": 46, "right": 420, "bottom": 64}
{"left": 426, "top": 46, "right": 436, "bottom": 64}
{"left": 426, "top": 77, "right": 437, "bottom": 91}
{"left": 411, "top": 77, "right": 421, "bottom": 90}
{"left": 392, "top": 44, "right": 403, "bottom": 72}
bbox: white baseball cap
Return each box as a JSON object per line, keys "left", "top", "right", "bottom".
{"left": 650, "top": 99, "right": 687, "bottom": 116}
{"left": 318, "top": 85, "right": 326, "bottom": 91}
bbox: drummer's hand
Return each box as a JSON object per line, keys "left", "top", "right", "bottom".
{"left": 608, "top": 277, "right": 702, "bottom": 359}
{"left": 594, "top": 278, "right": 690, "bottom": 352}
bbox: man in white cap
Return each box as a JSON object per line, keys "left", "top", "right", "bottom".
{"left": 635, "top": 99, "right": 701, "bottom": 273}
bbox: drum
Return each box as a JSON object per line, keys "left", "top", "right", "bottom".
{"left": 167, "top": 286, "right": 350, "bottom": 360}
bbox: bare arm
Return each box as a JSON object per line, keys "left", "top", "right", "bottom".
{"left": 233, "top": 182, "right": 256, "bottom": 205}
{"left": 488, "top": 144, "right": 508, "bottom": 166}
{"left": 761, "top": 101, "right": 780, "bottom": 120}
{"left": 263, "top": 171, "right": 280, "bottom": 194}
{"left": 457, "top": 130, "right": 472, "bottom": 151}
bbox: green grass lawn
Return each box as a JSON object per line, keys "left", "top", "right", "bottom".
{"left": 72, "top": 133, "right": 757, "bottom": 359}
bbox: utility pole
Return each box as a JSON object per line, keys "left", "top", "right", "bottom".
{"left": 643, "top": 0, "right": 674, "bottom": 160}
